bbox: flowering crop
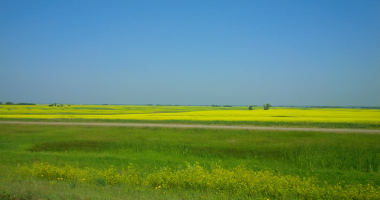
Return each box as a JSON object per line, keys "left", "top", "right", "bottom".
{"left": 1, "top": 105, "right": 379, "bottom": 126}
{"left": 14, "top": 162, "right": 380, "bottom": 199}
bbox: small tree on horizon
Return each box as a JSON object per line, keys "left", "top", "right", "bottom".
{"left": 263, "top": 104, "right": 272, "bottom": 110}
{"left": 249, "top": 106, "right": 253, "bottom": 110}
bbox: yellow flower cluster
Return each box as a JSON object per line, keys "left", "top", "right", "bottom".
{"left": 16, "top": 162, "right": 141, "bottom": 186}
{"left": 146, "top": 162, "right": 380, "bottom": 199}
{"left": 16, "top": 162, "right": 84, "bottom": 182}
{"left": 14, "top": 162, "right": 380, "bottom": 199}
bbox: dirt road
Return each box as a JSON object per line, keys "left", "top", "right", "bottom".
{"left": 1, "top": 121, "right": 380, "bottom": 134}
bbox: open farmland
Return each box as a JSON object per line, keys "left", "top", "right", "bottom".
{"left": 0, "top": 105, "right": 380, "bottom": 129}
{"left": 2, "top": 0, "right": 379, "bottom": 199}
{"left": 1, "top": 105, "right": 380, "bottom": 199}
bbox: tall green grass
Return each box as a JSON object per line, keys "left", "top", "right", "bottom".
{"left": 1, "top": 124, "right": 380, "bottom": 199}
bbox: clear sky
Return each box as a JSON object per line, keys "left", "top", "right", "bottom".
{"left": 1, "top": 0, "right": 379, "bottom": 106}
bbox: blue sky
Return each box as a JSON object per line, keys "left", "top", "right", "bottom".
{"left": 1, "top": 0, "right": 379, "bottom": 106}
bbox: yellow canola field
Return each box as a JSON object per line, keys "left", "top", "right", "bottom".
{"left": 0, "top": 105, "right": 379, "bottom": 125}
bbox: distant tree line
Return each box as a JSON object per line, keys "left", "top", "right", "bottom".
{"left": 48, "top": 103, "right": 68, "bottom": 107}
{"left": 212, "top": 105, "right": 232, "bottom": 107}
{"left": 361, "top": 106, "right": 380, "bottom": 109}
{"left": 0, "top": 102, "right": 35, "bottom": 105}
{"left": 248, "top": 104, "right": 272, "bottom": 110}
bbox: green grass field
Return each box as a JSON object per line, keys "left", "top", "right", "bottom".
{"left": 1, "top": 123, "right": 380, "bottom": 199}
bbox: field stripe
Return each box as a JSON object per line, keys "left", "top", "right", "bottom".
{"left": 1, "top": 121, "right": 380, "bottom": 134}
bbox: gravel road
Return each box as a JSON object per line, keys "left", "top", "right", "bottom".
{"left": 1, "top": 121, "right": 380, "bottom": 134}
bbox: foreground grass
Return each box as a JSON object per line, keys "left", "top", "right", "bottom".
{"left": 8, "top": 161, "right": 380, "bottom": 199}
{"left": 1, "top": 179, "right": 218, "bottom": 200}
{"left": 1, "top": 124, "right": 380, "bottom": 199}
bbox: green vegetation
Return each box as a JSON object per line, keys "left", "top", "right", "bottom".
{"left": 49, "top": 103, "right": 64, "bottom": 107}
{"left": 1, "top": 102, "right": 35, "bottom": 105}
{"left": 263, "top": 104, "right": 272, "bottom": 110}
{"left": 1, "top": 124, "right": 380, "bottom": 199}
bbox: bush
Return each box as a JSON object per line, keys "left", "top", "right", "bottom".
{"left": 263, "top": 104, "right": 272, "bottom": 110}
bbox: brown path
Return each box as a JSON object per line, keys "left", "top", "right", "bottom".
{"left": 1, "top": 121, "right": 380, "bottom": 134}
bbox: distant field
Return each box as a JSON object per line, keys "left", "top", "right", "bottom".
{"left": 0, "top": 105, "right": 379, "bottom": 129}
{"left": 1, "top": 124, "right": 380, "bottom": 199}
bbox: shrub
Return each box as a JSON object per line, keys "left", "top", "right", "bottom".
{"left": 263, "top": 104, "right": 272, "bottom": 110}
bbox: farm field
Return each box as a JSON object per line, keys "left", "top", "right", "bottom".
{"left": 1, "top": 105, "right": 380, "bottom": 199}
{"left": 0, "top": 105, "right": 380, "bottom": 129}
{"left": 1, "top": 123, "right": 380, "bottom": 199}
{"left": 2, "top": 0, "right": 379, "bottom": 199}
